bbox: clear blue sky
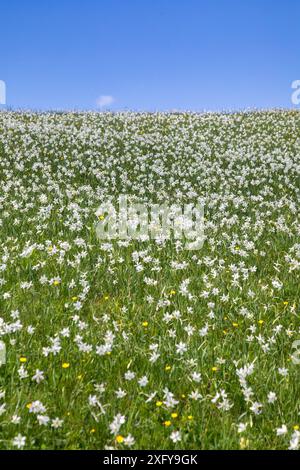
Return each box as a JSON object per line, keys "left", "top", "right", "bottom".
{"left": 0, "top": 0, "right": 299, "bottom": 111}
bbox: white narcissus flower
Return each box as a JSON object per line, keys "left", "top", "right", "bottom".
{"left": 267, "top": 392, "right": 277, "bottom": 403}
{"left": 138, "top": 376, "right": 148, "bottom": 387}
{"left": 176, "top": 342, "right": 187, "bottom": 355}
{"left": 11, "top": 415, "right": 21, "bottom": 424}
{"left": 12, "top": 434, "right": 26, "bottom": 449}
{"left": 115, "top": 388, "right": 127, "bottom": 398}
{"left": 37, "top": 415, "right": 50, "bottom": 426}
{"left": 109, "top": 414, "right": 126, "bottom": 435}
{"left": 276, "top": 425, "right": 288, "bottom": 436}
{"left": 52, "top": 418, "right": 64, "bottom": 429}
{"left": 237, "top": 423, "right": 247, "bottom": 433}
{"left": 191, "top": 372, "right": 202, "bottom": 383}
{"left": 32, "top": 369, "right": 45, "bottom": 384}
{"left": 0, "top": 403, "right": 6, "bottom": 416}
{"left": 170, "top": 431, "right": 181, "bottom": 443}
{"left": 289, "top": 431, "right": 300, "bottom": 450}
{"left": 124, "top": 434, "right": 135, "bottom": 447}
{"left": 124, "top": 371, "right": 135, "bottom": 381}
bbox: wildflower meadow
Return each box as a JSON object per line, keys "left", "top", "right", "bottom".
{"left": 0, "top": 109, "right": 299, "bottom": 450}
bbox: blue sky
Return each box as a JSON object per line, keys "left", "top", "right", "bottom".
{"left": 0, "top": 0, "right": 299, "bottom": 111}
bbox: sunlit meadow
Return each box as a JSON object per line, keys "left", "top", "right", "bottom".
{"left": 0, "top": 110, "right": 299, "bottom": 450}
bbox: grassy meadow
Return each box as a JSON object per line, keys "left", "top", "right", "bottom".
{"left": 0, "top": 110, "right": 299, "bottom": 449}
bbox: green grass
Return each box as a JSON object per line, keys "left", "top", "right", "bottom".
{"left": 0, "top": 110, "right": 299, "bottom": 449}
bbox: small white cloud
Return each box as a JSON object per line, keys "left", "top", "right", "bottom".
{"left": 96, "top": 95, "right": 115, "bottom": 108}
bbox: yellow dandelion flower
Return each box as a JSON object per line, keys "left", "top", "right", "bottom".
{"left": 156, "top": 401, "right": 163, "bottom": 407}
{"left": 20, "top": 357, "right": 27, "bottom": 363}
{"left": 171, "top": 413, "right": 178, "bottom": 419}
{"left": 116, "top": 435, "right": 124, "bottom": 443}
{"left": 212, "top": 366, "right": 218, "bottom": 372}
{"left": 142, "top": 321, "right": 148, "bottom": 327}
{"left": 62, "top": 362, "right": 70, "bottom": 369}
{"left": 164, "top": 420, "right": 171, "bottom": 427}
{"left": 165, "top": 365, "right": 171, "bottom": 371}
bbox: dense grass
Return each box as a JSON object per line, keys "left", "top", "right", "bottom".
{"left": 0, "top": 110, "right": 299, "bottom": 449}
